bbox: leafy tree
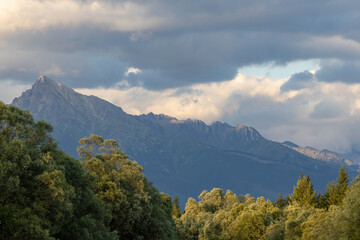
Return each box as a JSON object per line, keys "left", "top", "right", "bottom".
{"left": 300, "top": 207, "right": 339, "bottom": 240}
{"left": 78, "top": 134, "right": 177, "bottom": 240}
{"left": 0, "top": 103, "right": 73, "bottom": 239}
{"left": 0, "top": 103, "right": 115, "bottom": 239}
{"left": 52, "top": 153, "right": 117, "bottom": 240}
{"left": 332, "top": 174, "right": 360, "bottom": 239}
{"left": 261, "top": 221, "right": 285, "bottom": 240}
{"left": 224, "top": 190, "right": 238, "bottom": 210}
{"left": 229, "top": 211, "right": 266, "bottom": 240}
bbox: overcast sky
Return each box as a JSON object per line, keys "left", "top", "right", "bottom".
{"left": 1, "top": 0, "right": 360, "bottom": 154}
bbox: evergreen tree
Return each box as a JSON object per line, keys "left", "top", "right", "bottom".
{"left": 172, "top": 196, "right": 182, "bottom": 218}
{"left": 336, "top": 166, "right": 349, "bottom": 205}
{"left": 325, "top": 166, "right": 349, "bottom": 208}
{"left": 325, "top": 181, "right": 338, "bottom": 207}
{"left": 290, "top": 174, "right": 316, "bottom": 207}
{"left": 276, "top": 192, "right": 287, "bottom": 209}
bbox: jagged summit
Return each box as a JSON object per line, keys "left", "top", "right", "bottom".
{"left": 11, "top": 75, "right": 80, "bottom": 113}
{"left": 35, "top": 75, "right": 59, "bottom": 87}
{"left": 38, "top": 75, "right": 52, "bottom": 83}
{"left": 32, "top": 75, "right": 72, "bottom": 92}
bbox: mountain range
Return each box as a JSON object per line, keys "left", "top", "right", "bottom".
{"left": 11, "top": 76, "right": 359, "bottom": 205}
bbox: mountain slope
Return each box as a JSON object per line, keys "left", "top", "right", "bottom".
{"left": 12, "top": 76, "right": 359, "bottom": 205}
{"left": 282, "top": 142, "right": 353, "bottom": 166}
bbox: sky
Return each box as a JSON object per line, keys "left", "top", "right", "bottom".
{"left": 1, "top": 0, "right": 360, "bottom": 154}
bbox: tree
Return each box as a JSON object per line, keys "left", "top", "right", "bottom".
{"left": 290, "top": 174, "right": 316, "bottom": 207}
{"left": 78, "top": 134, "right": 178, "bottom": 240}
{"left": 325, "top": 166, "right": 349, "bottom": 208}
{"left": 198, "top": 188, "right": 225, "bottom": 213}
{"left": 0, "top": 103, "right": 73, "bottom": 238}
{"left": 276, "top": 193, "right": 287, "bottom": 209}
{"left": 0, "top": 103, "right": 116, "bottom": 239}
{"left": 333, "top": 174, "right": 360, "bottom": 239}
{"left": 173, "top": 196, "right": 182, "bottom": 218}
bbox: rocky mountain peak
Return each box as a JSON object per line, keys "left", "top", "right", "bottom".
{"left": 38, "top": 75, "right": 51, "bottom": 83}
{"left": 234, "top": 124, "right": 264, "bottom": 142}
{"left": 32, "top": 75, "right": 72, "bottom": 93}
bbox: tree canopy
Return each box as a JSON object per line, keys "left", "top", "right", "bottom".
{"left": 1, "top": 102, "right": 360, "bottom": 240}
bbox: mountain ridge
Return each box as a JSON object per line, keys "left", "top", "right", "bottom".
{"left": 11, "top": 76, "right": 358, "bottom": 205}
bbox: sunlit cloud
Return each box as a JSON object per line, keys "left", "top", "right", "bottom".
{"left": 73, "top": 71, "right": 360, "bottom": 154}
{"left": 125, "top": 67, "right": 142, "bottom": 77}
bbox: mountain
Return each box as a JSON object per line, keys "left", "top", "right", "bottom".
{"left": 12, "top": 76, "right": 359, "bottom": 205}
{"left": 282, "top": 142, "right": 353, "bottom": 166}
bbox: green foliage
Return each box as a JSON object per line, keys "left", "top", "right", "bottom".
{"left": 2, "top": 102, "right": 360, "bottom": 240}
{"left": 332, "top": 176, "right": 360, "bottom": 239}
{"left": 0, "top": 103, "right": 115, "bottom": 239}
{"left": 0, "top": 103, "right": 177, "bottom": 239}
{"left": 290, "top": 174, "right": 316, "bottom": 207}
{"left": 176, "top": 190, "right": 281, "bottom": 240}
{"left": 324, "top": 166, "right": 349, "bottom": 208}
{"left": 276, "top": 193, "right": 288, "bottom": 209}
{"left": 173, "top": 196, "right": 182, "bottom": 218}
{"left": 175, "top": 170, "right": 360, "bottom": 240}
{"left": 78, "top": 134, "right": 178, "bottom": 240}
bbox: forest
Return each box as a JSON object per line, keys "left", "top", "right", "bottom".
{"left": 1, "top": 102, "right": 360, "bottom": 240}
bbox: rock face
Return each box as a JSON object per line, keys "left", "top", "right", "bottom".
{"left": 12, "top": 76, "right": 358, "bottom": 205}
{"left": 282, "top": 142, "right": 353, "bottom": 166}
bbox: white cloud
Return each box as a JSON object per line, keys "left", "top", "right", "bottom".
{"left": 74, "top": 72, "right": 360, "bottom": 154}
{"left": 75, "top": 73, "right": 286, "bottom": 123}
{"left": 125, "top": 67, "right": 142, "bottom": 77}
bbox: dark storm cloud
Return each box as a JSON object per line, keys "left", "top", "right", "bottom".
{"left": 315, "top": 61, "right": 360, "bottom": 84}
{"left": 281, "top": 70, "right": 315, "bottom": 92}
{"left": 1, "top": 0, "right": 360, "bottom": 88}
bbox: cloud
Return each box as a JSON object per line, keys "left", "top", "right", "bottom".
{"left": 73, "top": 71, "right": 360, "bottom": 154}
{"left": 315, "top": 61, "right": 360, "bottom": 84}
{"left": 75, "top": 73, "right": 285, "bottom": 123}
{"left": 3, "top": 0, "right": 360, "bottom": 155}
{"left": 0, "top": 80, "right": 31, "bottom": 104}
{"left": 1, "top": 0, "right": 360, "bottom": 89}
{"left": 310, "top": 99, "right": 351, "bottom": 119}
{"left": 0, "top": 0, "right": 168, "bottom": 33}
{"left": 281, "top": 70, "right": 315, "bottom": 92}
{"left": 125, "top": 67, "right": 142, "bottom": 77}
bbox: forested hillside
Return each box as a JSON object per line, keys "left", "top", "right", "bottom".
{"left": 1, "top": 102, "right": 360, "bottom": 239}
